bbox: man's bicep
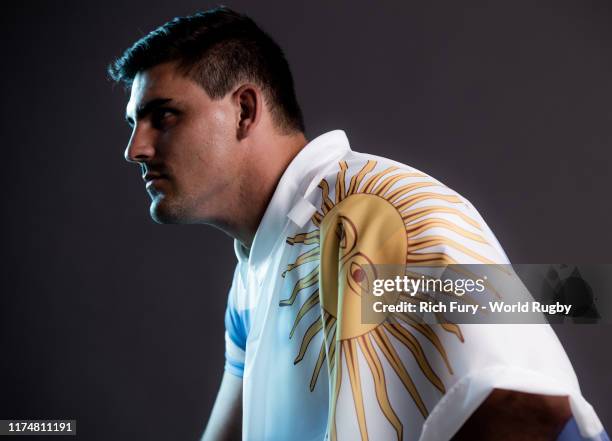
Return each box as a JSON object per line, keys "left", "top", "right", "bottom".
{"left": 201, "top": 371, "right": 243, "bottom": 441}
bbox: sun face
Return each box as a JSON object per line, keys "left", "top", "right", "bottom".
{"left": 280, "top": 160, "right": 493, "bottom": 441}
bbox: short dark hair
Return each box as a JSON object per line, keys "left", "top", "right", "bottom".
{"left": 108, "top": 6, "right": 305, "bottom": 134}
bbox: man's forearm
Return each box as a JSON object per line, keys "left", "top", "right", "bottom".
{"left": 452, "top": 389, "right": 572, "bottom": 441}
{"left": 201, "top": 372, "right": 243, "bottom": 441}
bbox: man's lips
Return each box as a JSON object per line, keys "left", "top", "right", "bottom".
{"left": 143, "top": 173, "right": 169, "bottom": 189}
{"left": 143, "top": 172, "right": 164, "bottom": 180}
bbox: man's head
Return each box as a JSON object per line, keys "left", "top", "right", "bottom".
{"left": 108, "top": 7, "right": 305, "bottom": 227}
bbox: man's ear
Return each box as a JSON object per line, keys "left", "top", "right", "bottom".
{"left": 232, "top": 84, "right": 261, "bottom": 140}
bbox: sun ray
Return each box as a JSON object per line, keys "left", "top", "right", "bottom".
{"left": 404, "top": 218, "right": 489, "bottom": 244}
{"left": 406, "top": 252, "right": 458, "bottom": 265}
{"left": 371, "top": 328, "right": 429, "bottom": 418}
{"left": 360, "top": 166, "right": 399, "bottom": 194}
{"left": 328, "top": 326, "right": 337, "bottom": 373}
{"left": 280, "top": 267, "right": 319, "bottom": 306}
{"left": 386, "top": 182, "right": 442, "bottom": 203}
{"left": 395, "top": 192, "right": 462, "bottom": 211}
{"left": 294, "top": 316, "right": 325, "bottom": 363}
{"left": 287, "top": 230, "right": 320, "bottom": 245}
{"left": 311, "top": 341, "right": 327, "bottom": 391}
{"left": 310, "top": 314, "right": 336, "bottom": 391}
{"left": 282, "top": 247, "right": 320, "bottom": 277}
{"left": 383, "top": 322, "right": 446, "bottom": 393}
{"left": 436, "top": 315, "right": 464, "bottom": 342}
{"left": 407, "top": 236, "right": 497, "bottom": 264}
{"left": 372, "top": 173, "right": 407, "bottom": 195}
{"left": 344, "top": 339, "right": 369, "bottom": 441}
{"left": 392, "top": 313, "right": 455, "bottom": 375}
{"left": 401, "top": 206, "right": 483, "bottom": 230}
{"left": 319, "top": 179, "right": 335, "bottom": 214}
{"left": 373, "top": 172, "right": 432, "bottom": 197}
{"left": 348, "top": 160, "right": 377, "bottom": 195}
{"left": 359, "top": 334, "right": 403, "bottom": 440}
{"left": 289, "top": 289, "right": 320, "bottom": 338}
{"left": 336, "top": 161, "right": 348, "bottom": 202}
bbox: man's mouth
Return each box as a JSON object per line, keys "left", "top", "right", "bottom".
{"left": 143, "top": 172, "right": 169, "bottom": 190}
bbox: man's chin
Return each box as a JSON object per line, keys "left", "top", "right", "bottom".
{"left": 149, "top": 197, "right": 187, "bottom": 224}
{"left": 148, "top": 195, "right": 215, "bottom": 225}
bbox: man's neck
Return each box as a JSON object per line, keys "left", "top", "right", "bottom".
{"left": 234, "top": 132, "right": 308, "bottom": 250}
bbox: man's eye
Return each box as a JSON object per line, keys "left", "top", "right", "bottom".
{"left": 151, "top": 108, "right": 175, "bottom": 129}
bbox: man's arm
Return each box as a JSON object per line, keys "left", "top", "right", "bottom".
{"left": 201, "top": 372, "right": 243, "bottom": 441}
{"left": 452, "top": 389, "right": 572, "bottom": 441}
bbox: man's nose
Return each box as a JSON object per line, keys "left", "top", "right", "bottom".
{"left": 124, "top": 125, "right": 156, "bottom": 164}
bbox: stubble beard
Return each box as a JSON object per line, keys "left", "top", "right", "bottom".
{"left": 149, "top": 192, "right": 193, "bottom": 224}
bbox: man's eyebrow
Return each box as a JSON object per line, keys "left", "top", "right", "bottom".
{"left": 125, "top": 97, "right": 173, "bottom": 125}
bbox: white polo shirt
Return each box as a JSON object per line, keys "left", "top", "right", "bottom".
{"left": 223, "top": 130, "right": 606, "bottom": 441}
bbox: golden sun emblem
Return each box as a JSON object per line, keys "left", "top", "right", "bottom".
{"left": 280, "top": 160, "right": 493, "bottom": 441}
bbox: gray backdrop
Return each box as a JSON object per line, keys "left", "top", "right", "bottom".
{"left": 1, "top": 1, "right": 610, "bottom": 440}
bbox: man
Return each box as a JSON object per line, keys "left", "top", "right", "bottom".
{"left": 109, "top": 7, "right": 607, "bottom": 441}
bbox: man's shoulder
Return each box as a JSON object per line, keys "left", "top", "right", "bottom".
{"left": 307, "top": 149, "right": 509, "bottom": 264}
{"left": 316, "top": 149, "right": 461, "bottom": 206}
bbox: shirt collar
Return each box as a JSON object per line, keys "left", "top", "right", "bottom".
{"left": 234, "top": 129, "right": 351, "bottom": 271}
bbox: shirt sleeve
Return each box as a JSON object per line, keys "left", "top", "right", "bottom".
{"left": 224, "top": 265, "right": 248, "bottom": 378}
{"left": 318, "top": 170, "right": 605, "bottom": 441}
